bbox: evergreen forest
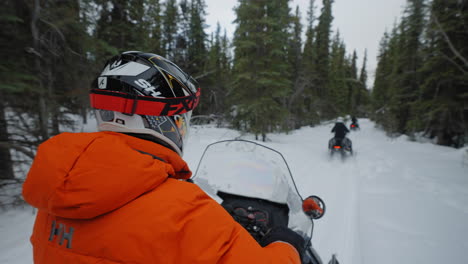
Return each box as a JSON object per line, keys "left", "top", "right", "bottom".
{"left": 1, "top": 0, "right": 467, "bottom": 187}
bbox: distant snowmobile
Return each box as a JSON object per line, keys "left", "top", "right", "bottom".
{"left": 350, "top": 116, "right": 359, "bottom": 131}
{"left": 330, "top": 118, "right": 353, "bottom": 157}
{"left": 328, "top": 137, "right": 353, "bottom": 157}
{"left": 193, "top": 140, "right": 339, "bottom": 264}
{"left": 349, "top": 123, "right": 360, "bottom": 131}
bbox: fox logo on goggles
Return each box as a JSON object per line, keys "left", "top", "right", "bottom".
{"left": 160, "top": 94, "right": 200, "bottom": 115}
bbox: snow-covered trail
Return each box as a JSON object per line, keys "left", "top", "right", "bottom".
{"left": 1, "top": 119, "right": 467, "bottom": 264}
{"left": 265, "top": 119, "right": 468, "bottom": 264}
{"left": 352, "top": 120, "right": 468, "bottom": 264}
{"left": 264, "top": 124, "right": 363, "bottom": 263}
{"left": 186, "top": 119, "right": 468, "bottom": 264}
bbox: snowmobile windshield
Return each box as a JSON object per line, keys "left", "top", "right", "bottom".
{"left": 192, "top": 140, "right": 312, "bottom": 240}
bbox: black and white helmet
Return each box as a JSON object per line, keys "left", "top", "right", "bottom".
{"left": 90, "top": 51, "right": 200, "bottom": 156}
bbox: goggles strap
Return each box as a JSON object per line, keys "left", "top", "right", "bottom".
{"left": 90, "top": 88, "right": 200, "bottom": 116}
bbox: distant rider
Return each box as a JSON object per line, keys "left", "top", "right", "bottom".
{"left": 331, "top": 117, "right": 350, "bottom": 140}
{"left": 350, "top": 116, "right": 359, "bottom": 130}
{"left": 330, "top": 117, "right": 352, "bottom": 152}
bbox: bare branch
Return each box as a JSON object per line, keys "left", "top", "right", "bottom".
{"left": 287, "top": 75, "right": 307, "bottom": 109}
{"left": 39, "top": 18, "right": 83, "bottom": 57}
{"left": 25, "top": 47, "right": 43, "bottom": 57}
{"left": 0, "top": 179, "right": 22, "bottom": 188}
{"left": 441, "top": 52, "right": 468, "bottom": 75}
{"left": 194, "top": 70, "right": 217, "bottom": 80}
{"left": 39, "top": 18, "right": 66, "bottom": 42}
{"left": 0, "top": 142, "right": 36, "bottom": 159}
{"left": 432, "top": 13, "right": 468, "bottom": 69}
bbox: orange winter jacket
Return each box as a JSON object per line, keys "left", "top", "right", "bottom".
{"left": 23, "top": 132, "right": 300, "bottom": 264}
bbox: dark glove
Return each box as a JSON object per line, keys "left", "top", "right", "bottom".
{"left": 260, "top": 226, "right": 305, "bottom": 259}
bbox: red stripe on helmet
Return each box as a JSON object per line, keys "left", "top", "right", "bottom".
{"left": 90, "top": 88, "right": 200, "bottom": 116}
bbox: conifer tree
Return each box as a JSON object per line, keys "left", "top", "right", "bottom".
{"left": 1, "top": 0, "right": 93, "bottom": 179}
{"left": 187, "top": 0, "right": 208, "bottom": 76}
{"left": 359, "top": 50, "right": 368, "bottom": 92}
{"left": 303, "top": 0, "right": 317, "bottom": 70}
{"left": 196, "top": 24, "right": 231, "bottom": 117}
{"left": 231, "top": 0, "right": 292, "bottom": 140}
{"left": 197, "top": 27, "right": 219, "bottom": 115}
{"left": 372, "top": 0, "right": 467, "bottom": 146}
{"left": 0, "top": 0, "right": 22, "bottom": 179}
{"left": 301, "top": 0, "right": 320, "bottom": 125}
{"left": 372, "top": 25, "right": 401, "bottom": 132}
{"left": 328, "top": 31, "right": 347, "bottom": 115}
{"left": 314, "top": 0, "right": 334, "bottom": 118}
{"left": 414, "top": 0, "right": 468, "bottom": 146}
{"left": 0, "top": 95, "right": 13, "bottom": 179}
{"left": 95, "top": 0, "right": 146, "bottom": 55}
{"left": 391, "top": 0, "right": 426, "bottom": 134}
{"left": 356, "top": 49, "right": 370, "bottom": 115}
{"left": 161, "top": 0, "right": 180, "bottom": 60}
{"left": 287, "top": 6, "right": 305, "bottom": 129}
{"left": 372, "top": 31, "right": 391, "bottom": 115}
{"left": 144, "top": 0, "right": 163, "bottom": 54}
{"left": 347, "top": 50, "right": 358, "bottom": 114}
{"left": 174, "top": 0, "right": 190, "bottom": 65}
{"left": 373, "top": 22, "right": 405, "bottom": 133}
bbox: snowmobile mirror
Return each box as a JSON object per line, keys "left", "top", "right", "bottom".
{"left": 302, "top": 195, "right": 326, "bottom": 220}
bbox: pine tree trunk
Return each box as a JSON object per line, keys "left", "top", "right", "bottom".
{"left": 0, "top": 95, "right": 14, "bottom": 180}
{"left": 31, "top": 0, "right": 50, "bottom": 141}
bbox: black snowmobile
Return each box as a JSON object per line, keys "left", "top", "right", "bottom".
{"left": 330, "top": 121, "right": 352, "bottom": 157}
{"left": 328, "top": 137, "right": 353, "bottom": 156}
{"left": 349, "top": 123, "right": 359, "bottom": 131}
{"left": 193, "top": 139, "right": 339, "bottom": 264}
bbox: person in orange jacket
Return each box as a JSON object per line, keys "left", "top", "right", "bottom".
{"left": 22, "top": 51, "right": 306, "bottom": 263}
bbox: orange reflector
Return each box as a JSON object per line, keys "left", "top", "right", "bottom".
{"left": 333, "top": 146, "right": 341, "bottom": 149}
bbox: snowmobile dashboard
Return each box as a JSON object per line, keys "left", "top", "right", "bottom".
{"left": 218, "top": 191, "right": 289, "bottom": 242}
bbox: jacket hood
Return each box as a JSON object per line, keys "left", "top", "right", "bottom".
{"left": 22, "top": 131, "right": 191, "bottom": 219}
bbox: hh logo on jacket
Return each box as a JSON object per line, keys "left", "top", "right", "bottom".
{"left": 49, "top": 220, "right": 74, "bottom": 249}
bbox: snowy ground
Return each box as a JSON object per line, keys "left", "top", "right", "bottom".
{"left": 1, "top": 119, "right": 467, "bottom": 263}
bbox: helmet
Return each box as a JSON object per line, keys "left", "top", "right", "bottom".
{"left": 336, "top": 117, "right": 344, "bottom": 123}
{"left": 90, "top": 51, "right": 200, "bottom": 156}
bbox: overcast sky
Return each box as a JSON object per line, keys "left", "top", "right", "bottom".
{"left": 203, "top": 0, "right": 408, "bottom": 86}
